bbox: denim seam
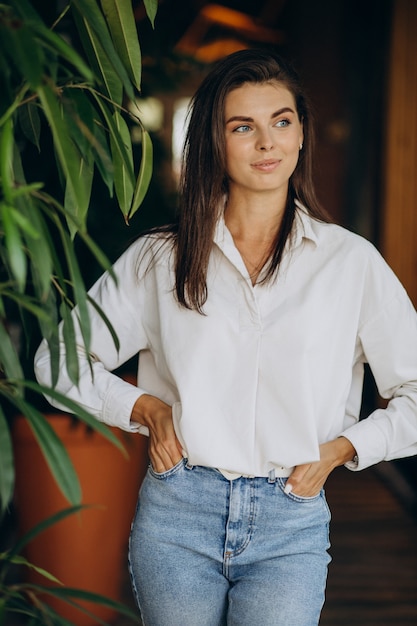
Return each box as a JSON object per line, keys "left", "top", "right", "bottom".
{"left": 223, "top": 480, "right": 257, "bottom": 577}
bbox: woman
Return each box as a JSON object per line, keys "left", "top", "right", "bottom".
{"left": 35, "top": 49, "right": 417, "bottom": 625}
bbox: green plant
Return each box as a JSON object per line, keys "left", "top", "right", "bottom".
{"left": 0, "top": 0, "right": 157, "bottom": 622}
{"left": 0, "top": 506, "right": 140, "bottom": 624}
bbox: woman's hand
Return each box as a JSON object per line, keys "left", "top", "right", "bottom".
{"left": 285, "top": 436, "right": 356, "bottom": 497}
{"left": 131, "top": 394, "right": 183, "bottom": 473}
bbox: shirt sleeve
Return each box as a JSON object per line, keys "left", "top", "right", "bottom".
{"left": 34, "top": 239, "right": 153, "bottom": 433}
{"left": 341, "top": 249, "right": 417, "bottom": 470}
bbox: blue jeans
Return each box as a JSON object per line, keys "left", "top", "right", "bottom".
{"left": 129, "top": 460, "right": 331, "bottom": 626}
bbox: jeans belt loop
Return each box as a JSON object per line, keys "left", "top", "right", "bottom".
{"left": 268, "top": 469, "right": 276, "bottom": 484}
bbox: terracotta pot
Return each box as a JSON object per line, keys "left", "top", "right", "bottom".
{"left": 12, "top": 413, "right": 149, "bottom": 625}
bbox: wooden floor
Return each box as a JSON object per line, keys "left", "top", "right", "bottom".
{"left": 113, "top": 464, "right": 417, "bottom": 626}
{"left": 320, "top": 465, "right": 417, "bottom": 625}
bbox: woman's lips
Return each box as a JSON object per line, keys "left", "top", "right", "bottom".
{"left": 251, "top": 159, "right": 281, "bottom": 172}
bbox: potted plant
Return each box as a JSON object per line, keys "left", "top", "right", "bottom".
{"left": 0, "top": 0, "right": 156, "bottom": 623}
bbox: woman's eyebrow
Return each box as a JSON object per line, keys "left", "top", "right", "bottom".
{"left": 225, "top": 107, "right": 296, "bottom": 125}
{"left": 271, "top": 107, "right": 296, "bottom": 118}
{"left": 225, "top": 115, "right": 253, "bottom": 124}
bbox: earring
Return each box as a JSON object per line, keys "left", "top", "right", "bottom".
{"left": 299, "top": 143, "right": 303, "bottom": 150}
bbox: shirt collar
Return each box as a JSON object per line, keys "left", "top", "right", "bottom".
{"left": 292, "top": 200, "right": 319, "bottom": 248}
{"left": 214, "top": 199, "right": 320, "bottom": 250}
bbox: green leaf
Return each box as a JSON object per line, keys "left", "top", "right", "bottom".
{"left": 64, "top": 156, "right": 94, "bottom": 240}
{"left": 92, "top": 95, "right": 134, "bottom": 180}
{"left": 6, "top": 554, "right": 62, "bottom": 583}
{"left": 10, "top": 132, "right": 29, "bottom": 186}
{"left": 16, "top": 195, "right": 53, "bottom": 299}
{"left": 90, "top": 91, "right": 135, "bottom": 217}
{"left": 100, "top": 0, "right": 142, "bottom": 90}
{"left": 12, "top": 404, "right": 82, "bottom": 505}
{"left": 18, "top": 101, "right": 41, "bottom": 151}
{"left": 9, "top": 181, "right": 43, "bottom": 201}
{"left": 4, "top": 204, "right": 40, "bottom": 239}
{"left": 111, "top": 111, "right": 134, "bottom": 218}
{"left": 72, "top": 6, "right": 123, "bottom": 105}
{"left": 36, "top": 309, "right": 61, "bottom": 389}
{"left": 0, "top": 116, "right": 14, "bottom": 201}
{"left": 91, "top": 117, "right": 114, "bottom": 194}
{"left": 87, "top": 294, "right": 120, "bottom": 353}
{"left": 4, "top": 22, "right": 44, "bottom": 89}
{"left": 0, "top": 37, "right": 14, "bottom": 117}
{"left": 129, "top": 128, "right": 153, "bottom": 220}
{"left": 143, "top": 0, "right": 158, "bottom": 28}
{"left": 1, "top": 289, "right": 50, "bottom": 321}
{"left": 1, "top": 203, "right": 27, "bottom": 292}
{"left": 59, "top": 302, "right": 80, "bottom": 387}
{"left": 63, "top": 89, "right": 115, "bottom": 193}
{"left": 45, "top": 324, "right": 60, "bottom": 389}
{"left": 71, "top": 0, "right": 135, "bottom": 101}
{"left": 37, "top": 83, "right": 89, "bottom": 234}
{"left": 31, "top": 22, "right": 95, "bottom": 83}
{"left": 62, "top": 90, "right": 94, "bottom": 161}
{"left": 59, "top": 228, "right": 91, "bottom": 354}
{"left": 27, "top": 200, "right": 63, "bottom": 386}
{"left": 0, "top": 406, "right": 14, "bottom": 514}
{"left": 0, "top": 320, "right": 23, "bottom": 380}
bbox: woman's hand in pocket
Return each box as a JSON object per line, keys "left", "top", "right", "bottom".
{"left": 285, "top": 437, "right": 357, "bottom": 497}
{"left": 131, "top": 394, "right": 183, "bottom": 473}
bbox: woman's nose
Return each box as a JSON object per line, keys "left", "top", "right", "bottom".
{"left": 256, "top": 129, "right": 274, "bottom": 151}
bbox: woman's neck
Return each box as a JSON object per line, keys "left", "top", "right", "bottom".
{"left": 224, "top": 190, "right": 288, "bottom": 285}
{"left": 224, "top": 189, "right": 286, "bottom": 244}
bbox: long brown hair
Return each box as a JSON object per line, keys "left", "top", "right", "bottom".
{"left": 174, "top": 48, "right": 330, "bottom": 311}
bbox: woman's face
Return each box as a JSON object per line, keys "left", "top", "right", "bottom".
{"left": 224, "top": 81, "right": 303, "bottom": 198}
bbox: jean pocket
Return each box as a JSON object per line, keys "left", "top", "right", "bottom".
{"left": 148, "top": 457, "right": 185, "bottom": 480}
{"left": 278, "top": 478, "right": 322, "bottom": 503}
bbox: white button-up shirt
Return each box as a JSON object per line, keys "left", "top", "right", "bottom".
{"left": 34, "top": 204, "right": 417, "bottom": 477}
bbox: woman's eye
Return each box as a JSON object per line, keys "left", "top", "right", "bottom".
{"left": 276, "top": 119, "right": 291, "bottom": 128}
{"left": 233, "top": 125, "right": 251, "bottom": 133}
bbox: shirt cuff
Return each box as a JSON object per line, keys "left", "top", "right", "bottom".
{"left": 102, "top": 375, "right": 148, "bottom": 433}
{"left": 340, "top": 414, "right": 387, "bottom": 471}
{"left": 344, "top": 453, "right": 359, "bottom": 470}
